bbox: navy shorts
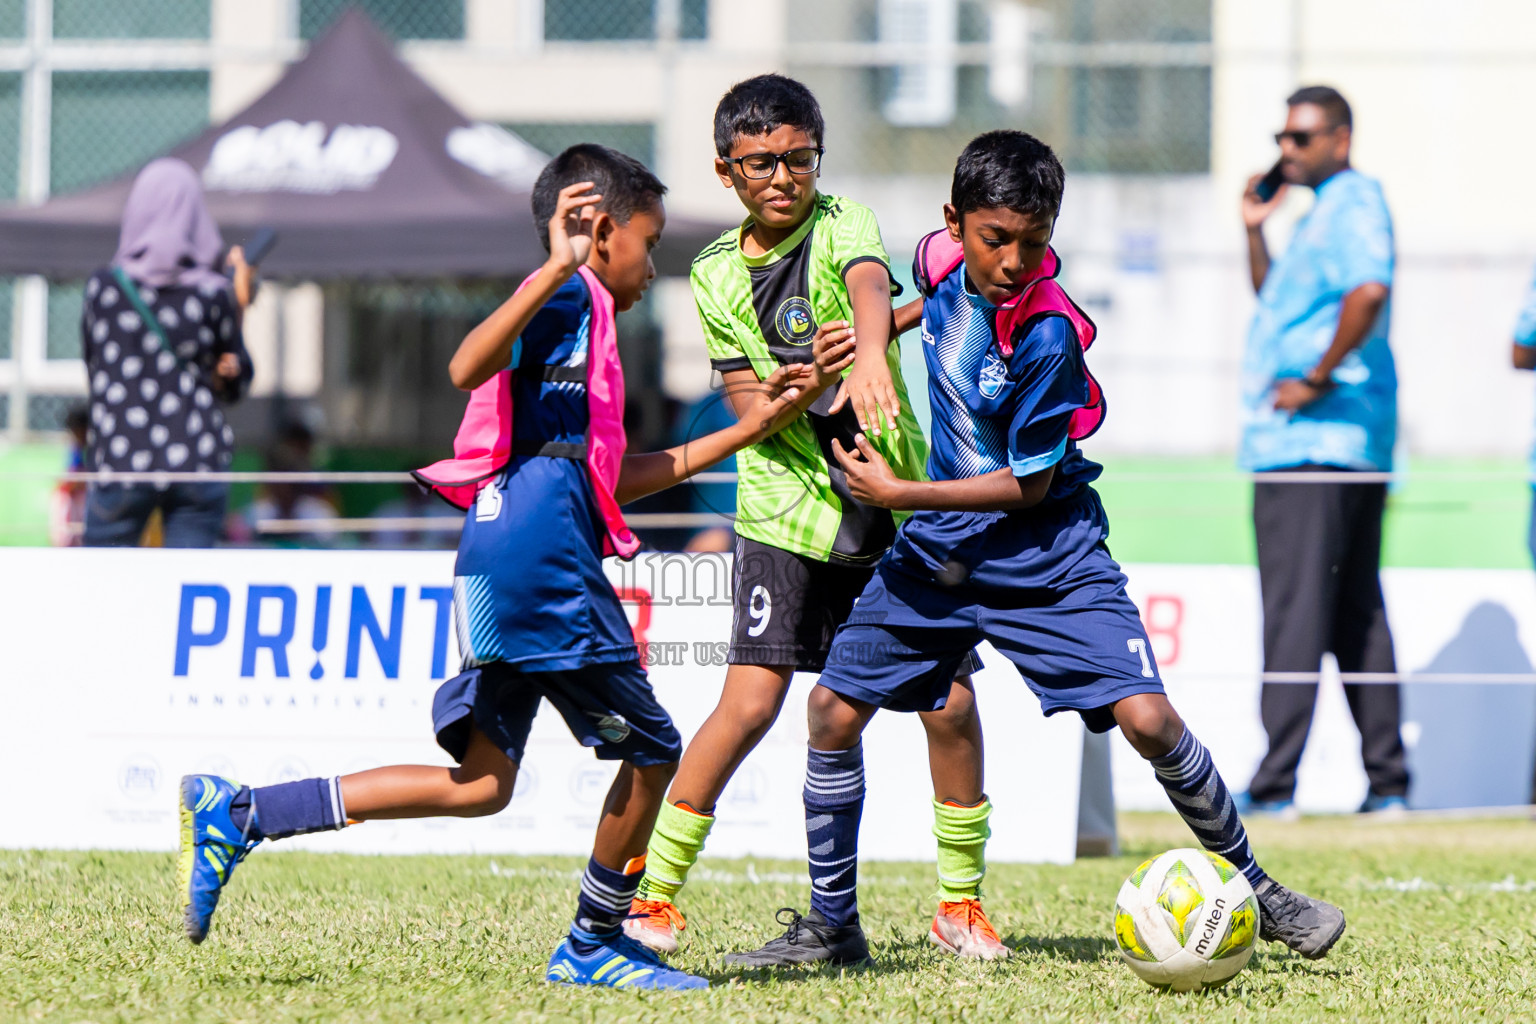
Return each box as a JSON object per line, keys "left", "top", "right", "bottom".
{"left": 431, "top": 659, "right": 683, "bottom": 767}
{"left": 729, "top": 534, "right": 981, "bottom": 676}
{"left": 817, "top": 493, "right": 1165, "bottom": 733}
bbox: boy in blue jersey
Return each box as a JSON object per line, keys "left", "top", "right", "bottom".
{"left": 175, "top": 146, "right": 839, "bottom": 992}
{"left": 727, "top": 131, "right": 1348, "bottom": 968}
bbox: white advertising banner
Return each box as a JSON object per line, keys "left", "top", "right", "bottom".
{"left": 0, "top": 549, "right": 1084, "bottom": 863}
{"left": 1116, "top": 565, "right": 1536, "bottom": 813}
{"left": 4, "top": 550, "right": 1528, "bottom": 861}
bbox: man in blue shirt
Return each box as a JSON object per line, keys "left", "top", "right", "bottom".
{"left": 1238, "top": 86, "right": 1409, "bottom": 816}
{"left": 1510, "top": 272, "right": 1536, "bottom": 564}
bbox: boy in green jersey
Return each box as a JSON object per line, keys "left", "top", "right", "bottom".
{"left": 625, "top": 75, "right": 1006, "bottom": 963}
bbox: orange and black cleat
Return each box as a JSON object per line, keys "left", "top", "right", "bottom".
{"left": 623, "top": 897, "right": 688, "bottom": 954}
{"left": 929, "top": 899, "right": 1011, "bottom": 960}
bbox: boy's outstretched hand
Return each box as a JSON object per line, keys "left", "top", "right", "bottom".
{"left": 831, "top": 433, "right": 903, "bottom": 508}
{"left": 828, "top": 345, "right": 900, "bottom": 437}
{"left": 547, "top": 181, "right": 603, "bottom": 276}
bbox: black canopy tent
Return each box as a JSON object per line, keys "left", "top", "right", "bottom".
{"left": 0, "top": 6, "right": 721, "bottom": 279}
{"left": 0, "top": 8, "right": 726, "bottom": 449}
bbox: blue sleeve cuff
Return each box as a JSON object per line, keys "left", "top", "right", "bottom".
{"left": 1009, "top": 437, "right": 1067, "bottom": 477}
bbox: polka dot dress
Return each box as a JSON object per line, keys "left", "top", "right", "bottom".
{"left": 82, "top": 268, "right": 250, "bottom": 474}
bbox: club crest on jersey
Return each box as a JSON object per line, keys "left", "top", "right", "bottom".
{"left": 979, "top": 349, "right": 1007, "bottom": 399}
{"left": 775, "top": 296, "right": 816, "bottom": 346}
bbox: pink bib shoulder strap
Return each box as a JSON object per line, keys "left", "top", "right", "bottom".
{"left": 911, "top": 228, "right": 1104, "bottom": 440}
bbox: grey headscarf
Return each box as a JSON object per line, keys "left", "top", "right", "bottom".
{"left": 113, "top": 157, "right": 228, "bottom": 290}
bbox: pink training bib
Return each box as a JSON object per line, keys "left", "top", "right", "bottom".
{"left": 413, "top": 266, "right": 640, "bottom": 560}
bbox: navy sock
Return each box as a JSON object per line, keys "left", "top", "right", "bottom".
{"left": 805, "top": 743, "right": 865, "bottom": 929}
{"left": 241, "top": 777, "right": 347, "bottom": 842}
{"left": 569, "top": 856, "right": 641, "bottom": 955}
{"left": 1151, "top": 729, "right": 1267, "bottom": 887}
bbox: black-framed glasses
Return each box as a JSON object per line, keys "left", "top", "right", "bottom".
{"left": 723, "top": 146, "right": 824, "bottom": 180}
{"left": 1274, "top": 126, "right": 1338, "bottom": 148}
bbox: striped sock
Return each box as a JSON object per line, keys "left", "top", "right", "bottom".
{"left": 570, "top": 856, "right": 642, "bottom": 954}
{"left": 242, "top": 777, "right": 346, "bottom": 841}
{"left": 932, "top": 797, "right": 991, "bottom": 901}
{"left": 805, "top": 744, "right": 865, "bottom": 929}
{"left": 1150, "top": 729, "right": 1267, "bottom": 887}
{"left": 636, "top": 801, "right": 715, "bottom": 903}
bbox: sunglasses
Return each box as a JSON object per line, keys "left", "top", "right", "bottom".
{"left": 1274, "top": 127, "right": 1337, "bottom": 148}
{"left": 722, "top": 146, "right": 824, "bottom": 180}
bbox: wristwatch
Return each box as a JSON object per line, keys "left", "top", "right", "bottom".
{"left": 1303, "top": 368, "right": 1335, "bottom": 391}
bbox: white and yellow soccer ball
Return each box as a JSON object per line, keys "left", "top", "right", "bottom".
{"left": 1112, "top": 848, "right": 1259, "bottom": 992}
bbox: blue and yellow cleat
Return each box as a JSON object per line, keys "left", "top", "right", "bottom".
{"left": 178, "top": 774, "right": 261, "bottom": 944}
{"left": 546, "top": 929, "right": 708, "bottom": 991}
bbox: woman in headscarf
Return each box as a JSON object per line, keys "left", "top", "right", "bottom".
{"left": 81, "top": 157, "right": 255, "bottom": 547}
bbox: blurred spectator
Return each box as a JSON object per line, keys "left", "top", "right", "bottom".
{"left": 369, "top": 483, "right": 460, "bottom": 549}
{"left": 1510, "top": 270, "right": 1536, "bottom": 564}
{"left": 48, "top": 404, "right": 90, "bottom": 546}
{"left": 81, "top": 158, "right": 254, "bottom": 547}
{"left": 1236, "top": 86, "right": 1408, "bottom": 816}
{"left": 245, "top": 421, "right": 340, "bottom": 547}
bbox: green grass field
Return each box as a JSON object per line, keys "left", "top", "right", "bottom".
{"left": 4, "top": 813, "right": 1536, "bottom": 1023}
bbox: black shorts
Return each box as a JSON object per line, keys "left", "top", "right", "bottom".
{"left": 729, "top": 535, "right": 981, "bottom": 677}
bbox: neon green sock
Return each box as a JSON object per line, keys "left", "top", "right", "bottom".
{"left": 932, "top": 796, "right": 991, "bottom": 902}
{"left": 636, "top": 801, "right": 715, "bottom": 903}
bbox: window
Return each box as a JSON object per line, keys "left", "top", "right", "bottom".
{"left": 500, "top": 122, "right": 656, "bottom": 171}
{"left": 50, "top": 70, "right": 210, "bottom": 194}
{"left": 789, "top": 0, "right": 1211, "bottom": 176}
{"left": 299, "top": 0, "right": 465, "bottom": 40}
{"left": 543, "top": 0, "right": 707, "bottom": 42}
{"left": 52, "top": 0, "right": 210, "bottom": 39}
{"left": 0, "top": 72, "right": 18, "bottom": 361}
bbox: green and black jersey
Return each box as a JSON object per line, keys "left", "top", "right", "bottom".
{"left": 691, "top": 193, "right": 929, "bottom": 565}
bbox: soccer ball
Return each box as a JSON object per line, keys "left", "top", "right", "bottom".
{"left": 1112, "top": 848, "right": 1259, "bottom": 992}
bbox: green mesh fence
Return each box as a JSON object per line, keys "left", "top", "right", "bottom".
{"left": 45, "top": 280, "right": 82, "bottom": 360}
{"left": 501, "top": 122, "right": 655, "bottom": 170}
{"left": 50, "top": 70, "right": 209, "bottom": 194}
{"left": 0, "top": 0, "right": 22, "bottom": 39}
{"left": 26, "top": 392, "right": 80, "bottom": 432}
{"left": 543, "top": 0, "right": 708, "bottom": 42}
{"left": 299, "top": 0, "right": 465, "bottom": 40}
{"left": 52, "top": 0, "right": 209, "bottom": 39}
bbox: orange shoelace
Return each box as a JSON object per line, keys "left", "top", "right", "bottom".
{"left": 939, "top": 899, "right": 1000, "bottom": 943}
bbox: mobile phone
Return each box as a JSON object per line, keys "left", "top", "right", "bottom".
{"left": 239, "top": 227, "right": 279, "bottom": 267}
{"left": 1254, "top": 161, "right": 1285, "bottom": 203}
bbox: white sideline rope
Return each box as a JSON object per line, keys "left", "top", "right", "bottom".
{"left": 254, "top": 512, "right": 732, "bottom": 534}
{"left": 3, "top": 469, "right": 1536, "bottom": 485}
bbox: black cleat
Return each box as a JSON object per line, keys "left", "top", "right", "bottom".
{"left": 1254, "top": 877, "right": 1346, "bottom": 959}
{"left": 723, "top": 907, "right": 873, "bottom": 968}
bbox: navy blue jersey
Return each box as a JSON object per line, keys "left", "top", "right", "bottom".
{"left": 510, "top": 275, "right": 591, "bottom": 447}
{"left": 920, "top": 267, "right": 1101, "bottom": 502}
{"left": 452, "top": 274, "right": 637, "bottom": 672}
